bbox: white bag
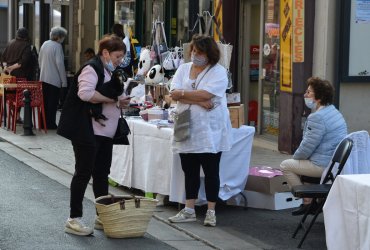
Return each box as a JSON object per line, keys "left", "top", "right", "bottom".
{"left": 217, "top": 43, "right": 233, "bottom": 70}
{"left": 163, "top": 52, "right": 177, "bottom": 70}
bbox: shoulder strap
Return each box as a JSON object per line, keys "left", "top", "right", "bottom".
{"left": 194, "top": 65, "right": 214, "bottom": 90}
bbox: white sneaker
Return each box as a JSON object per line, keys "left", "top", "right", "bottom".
{"left": 168, "top": 208, "right": 196, "bottom": 223}
{"left": 204, "top": 210, "right": 216, "bottom": 227}
{"left": 65, "top": 217, "right": 93, "bottom": 236}
{"left": 94, "top": 215, "right": 103, "bottom": 230}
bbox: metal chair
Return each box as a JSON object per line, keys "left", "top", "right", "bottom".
{"left": 291, "top": 138, "right": 353, "bottom": 248}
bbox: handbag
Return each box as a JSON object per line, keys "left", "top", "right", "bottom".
{"left": 173, "top": 66, "right": 213, "bottom": 142}
{"left": 113, "top": 109, "right": 131, "bottom": 145}
{"left": 173, "top": 108, "right": 191, "bottom": 142}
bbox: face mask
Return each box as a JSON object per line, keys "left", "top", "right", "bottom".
{"left": 59, "top": 37, "right": 65, "bottom": 44}
{"left": 105, "top": 59, "right": 116, "bottom": 72}
{"left": 304, "top": 97, "right": 316, "bottom": 109}
{"left": 191, "top": 53, "right": 208, "bottom": 66}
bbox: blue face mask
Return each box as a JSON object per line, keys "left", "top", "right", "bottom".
{"left": 105, "top": 60, "right": 116, "bottom": 72}
{"left": 304, "top": 97, "right": 316, "bottom": 109}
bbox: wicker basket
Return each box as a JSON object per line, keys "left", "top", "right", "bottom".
{"left": 95, "top": 195, "right": 158, "bottom": 238}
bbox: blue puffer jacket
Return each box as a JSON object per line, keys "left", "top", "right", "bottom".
{"left": 293, "top": 105, "right": 347, "bottom": 168}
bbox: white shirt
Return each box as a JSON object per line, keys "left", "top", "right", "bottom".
{"left": 171, "top": 62, "right": 232, "bottom": 153}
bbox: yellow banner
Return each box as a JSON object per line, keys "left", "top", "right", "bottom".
{"left": 213, "top": 0, "right": 223, "bottom": 41}
{"left": 293, "top": 0, "right": 304, "bottom": 62}
{"left": 280, "top": 0, "right": 293, "bottom": 93}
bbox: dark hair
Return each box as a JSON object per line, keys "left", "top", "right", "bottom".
{"left": 307, "top": 77, "right": 334, "bottom": 105}
{"left": 189, "top": 34, "right": 220, "bottom": 65}
{"left": 16, "top": 27, "right": 29, "bottom": 40}
{"left": 111, "top": 23, "right": 125, "bottom": 39}
{"left": 98, "top": 34, "right": 126, "bottom": 55}
{"left": 84, "top": 48, "right": 95, "bottom": 55}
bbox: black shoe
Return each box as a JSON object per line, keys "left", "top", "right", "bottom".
{"left": 292, "top": 204, "right": 311, "bottom": 216}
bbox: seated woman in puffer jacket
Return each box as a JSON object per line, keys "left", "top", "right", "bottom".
{"left": 280, "top": 77, "right": 347, "bottom": 216}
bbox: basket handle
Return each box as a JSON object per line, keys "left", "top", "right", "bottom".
{"left": 131, "top": 194, "right": 141, "bottom": 208}
{"left": 120, "top": 199, "right": 126, "bottom": 210}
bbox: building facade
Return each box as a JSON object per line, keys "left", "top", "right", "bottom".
{"left": 1, "top": 0, "right": 369, "bottom": 153}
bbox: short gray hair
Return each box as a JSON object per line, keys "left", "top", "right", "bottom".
{"left": 50, "top": 26, "right": 67, "bottom": 41}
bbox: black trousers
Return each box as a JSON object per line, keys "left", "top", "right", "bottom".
{"left": 42, "top": 82, "right": 60, "bottom": 129}
{"left": 179, "top": 152, "right": 222, "bottom": 203}
{"left": 70, "top": 136, "right": 113, "bottom": 218}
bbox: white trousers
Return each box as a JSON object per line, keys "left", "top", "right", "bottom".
{"left": 280, "top": 159, "right": 324, "bottom": 187}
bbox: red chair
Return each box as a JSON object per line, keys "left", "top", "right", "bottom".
{"left": 8, "top": 81, "right": 47, "bottom": 134}
{"left": 0, "top": 76, "right": 16, "bottom": 127}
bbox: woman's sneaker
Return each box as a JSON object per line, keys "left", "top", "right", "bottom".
{"left": 94, "top": 215, "right": 104, "bottom": 230}
{"left": 204, "top": 210, "right": 216, "bottom": 227}
{"left": 168, "top": 208, "right": 196, "bottom": 223}
{"left": 65, "top": 217, "right": 93, "bottom": 236}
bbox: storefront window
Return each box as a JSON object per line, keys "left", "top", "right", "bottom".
{"left": 115, "top": 0, "right": 136, "bottom": 35}
{"left": 262, "top": 0, "right": 280, "bottom": 136}
{"left": 52, "top": 4, "right": 61, "bottom": 27}
{"left": 18, "top": 4, "right": 24, "bottom": 29}
{"left": 177, "top": 0, "right": 189, "bottom": 44}
{"left": 34, "top": 1, "right": 40, "bottom": 50}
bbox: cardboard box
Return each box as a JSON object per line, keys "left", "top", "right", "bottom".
{"left": 228, "top": 104, "right": 245, "bottom": 128}
{"left": 244, "top": 190, "right": 302, "bottom": 210}
{"left": 245, "top": 168, "right": 290, "bottom": 194}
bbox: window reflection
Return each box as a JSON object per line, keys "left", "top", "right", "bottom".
{"left": 52, "top": 5, "right": 61, "bottom": 27}
{"left": 34, "top": 1, "right": 40, "bottom": 50}
{"left": 115, "top": 0, "right": 136, "bottom": 35}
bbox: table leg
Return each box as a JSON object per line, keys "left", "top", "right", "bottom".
{"left": 3, "top": 89, "right": 7, "bottom": 129}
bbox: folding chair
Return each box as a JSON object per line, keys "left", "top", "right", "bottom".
{"left": 291, "top": 138, "right": 353, "bottom": 248}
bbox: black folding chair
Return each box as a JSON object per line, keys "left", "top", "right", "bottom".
{"left": 291, "top": 138, "right": 353, "bottom": 248}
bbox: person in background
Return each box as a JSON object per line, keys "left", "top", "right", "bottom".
{"left": 280, "top": 77, "right": 347, "bottom": 216}
{"left": 83, "top": 48, "right": 95, "bottom": 62}
{"left": 111, "top": 23, "right": 134, "bottom": 77}
{"left": 39, "top": 26, "right": 68, "bottom": 129}
{"left": 1, "top": 27, "right": 33, "bottom": 123}
{"left": 57, "top": 34, "right": 130, "bottom": 236}
{"left": 1, "top": 27, "right": 32, "bottom": 79}
{"left": 168, "top": 35, "right": 232, "bottom": 227}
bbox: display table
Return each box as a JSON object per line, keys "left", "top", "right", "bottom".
{"left": 323, "top": 174, "right": 370, "bottom": 250}
{"left": 109, "top": 118, "right": 255, "bottom": 204}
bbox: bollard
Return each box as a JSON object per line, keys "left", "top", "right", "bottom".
{"left": 22, "top": 89, "right": 35, "bottom": 136}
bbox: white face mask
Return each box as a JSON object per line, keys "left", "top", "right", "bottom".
{"left": 304, "top": 97, "right": 316, "bottom": 109}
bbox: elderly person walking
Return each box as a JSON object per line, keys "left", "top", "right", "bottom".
{"left": 280, "top": 77, "right": 347, "bottom": 216}
{"left": 39, "top": 26, "right": 68, "bottom": 129}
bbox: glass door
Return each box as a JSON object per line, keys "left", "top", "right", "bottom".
{"left": 261, "top": 0, "right": 280, "bottom": 136}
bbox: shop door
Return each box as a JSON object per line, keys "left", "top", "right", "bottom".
{"left": 261, "top": 0, "right": 280, "bottom": 137}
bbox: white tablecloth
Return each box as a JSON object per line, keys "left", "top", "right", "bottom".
{"left": 109, "top": 118, "right": 255, "bottom": 203}
{"left": 169, "top": 125, "right": 255, "bottom": 204}
{"left": 324, "top": 174, "right": 370, "bottom": 250}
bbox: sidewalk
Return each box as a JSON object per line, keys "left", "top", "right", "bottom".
{"left": 0, "top": 123, "right": 327, "bottom": 250}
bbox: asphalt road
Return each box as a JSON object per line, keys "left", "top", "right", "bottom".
{"left": 0, "top": 149, "right": 174, "bottom": 250}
